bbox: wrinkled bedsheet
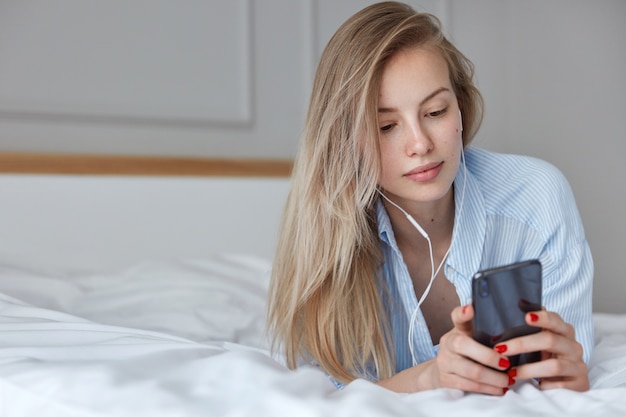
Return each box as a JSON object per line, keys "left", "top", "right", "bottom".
{"left": 0, "top": 254, "right": 624, "bottom": 416}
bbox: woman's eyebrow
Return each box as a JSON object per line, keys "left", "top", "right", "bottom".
{"left": 378, "top": 87, "right": 451, "bottom": 113}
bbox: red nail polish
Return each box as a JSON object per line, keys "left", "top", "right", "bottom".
{"left": 530, "top": 313, "right": 539, "bottom": 322}
{"left": 495, "top": 344, "right": 507, "bottom": 354}
{"left": 508, "top": 376, "right": 515, "bottom": 386}
{"left": 507, "top": 368, "right": 517, "bottom": 378}
{"left": 502, "top": 387, "right": 509, "bottom": 395}
{"left": 499, "top": 358, "right": 510, "bottom": 369}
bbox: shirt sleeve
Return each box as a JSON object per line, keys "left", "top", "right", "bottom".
{"left": 535, "top": 162, "right": 594, "bottom": 364}
{"left": 328, "top": 374, "right": 345, "bottom": 390}
{"left": 542, "top": 239, "right": 594, "bottom": 364}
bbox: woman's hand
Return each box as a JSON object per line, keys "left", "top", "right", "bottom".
{"left": 496, "top": 310, "right": 589, "bottom": 392}
{"left": 431, "top": 304, "right": 514, "bottom": 395}
{"left": 377, "top": 304, "right": 514, "bottom": 394}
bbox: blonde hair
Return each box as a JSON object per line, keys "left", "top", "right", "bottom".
{"left": 266, "top": 1, "right": 483, "bottom": 384}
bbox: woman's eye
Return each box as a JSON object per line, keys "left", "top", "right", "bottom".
{"left": 380, "top": 123, "right": 395, "bottom": 132}
{"left": 427, "top": 108, "right": 448, "bottom": 118}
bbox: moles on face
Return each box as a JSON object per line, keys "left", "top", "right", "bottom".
{"left": 377, "top": 46, "right": 463, "bottom": 212}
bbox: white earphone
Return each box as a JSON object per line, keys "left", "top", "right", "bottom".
{"left": 379, "top": 108, "right": 466, "bottom": 364}
{"left": 379, "top": 193, "right": 430, "bottom": 239}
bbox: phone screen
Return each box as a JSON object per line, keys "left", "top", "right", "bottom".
{"left": 472, "top": 259, "right": 542, "bottom": 367}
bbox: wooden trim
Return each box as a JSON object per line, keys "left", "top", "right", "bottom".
{"left": 0, "top": 152, "right": 293, "bottom": 177}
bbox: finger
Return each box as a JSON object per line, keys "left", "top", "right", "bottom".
{"left": 526, "top": 310, "right": 576, "bottom": 339}
{"left": 436, "top": 355, "right": 511, "bottom": 395}
{"left": 498, "top": 329, "right": 584, "bottom": 360}
{"left": 536, "top": 374, "right": 590, "bottom": 392}
{"left": 450, "top": 304, "right": 474, "bottom": 333}
{"left": 439, "top": 372, "right": 510, "bottom": 396}
{"left": 515, "top": 357, "right": 588, "bottom": 383}
{"left": 440, "top": 331, "right": 512, "bottom": 374}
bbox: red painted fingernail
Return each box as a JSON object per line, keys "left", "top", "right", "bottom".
{"left": 499, "top": 358, "right": 510, "bottom": 369}
{"left": 502, "top": 387, "right": 509, "bottom": 395}
{"left": 508, "top": 376, "right": 516, "bottom": 386}
{"left": 495, "top": 344, "right": 507, "bottom": 354}
{"left": 530, "top": 313, "right": 539, "bottom": 322}
{"left": 507, "top": 368, "right": 517, "bottom": 378}
{"left": 462, "top": 305, "right": 468, "bottom": 315}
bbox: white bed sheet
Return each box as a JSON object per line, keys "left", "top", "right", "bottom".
{"left": 0, "top": 254, "right": 625, "bottom": 417}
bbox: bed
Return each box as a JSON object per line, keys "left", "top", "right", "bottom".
{"left": 0, "top": 153, "right": 625, "bottom": 417}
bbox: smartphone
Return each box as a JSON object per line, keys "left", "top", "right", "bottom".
{"left": 472, "top": 259, "right": 543, "bottom": 368}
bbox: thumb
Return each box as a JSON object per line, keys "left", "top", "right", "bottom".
{"left": 451, "top": 303, "right": 474, "bottom": 334}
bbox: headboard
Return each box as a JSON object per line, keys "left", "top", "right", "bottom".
{"left": 0, "top": 152, "right": 292, "bottom": 271}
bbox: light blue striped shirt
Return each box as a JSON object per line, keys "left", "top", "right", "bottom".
{"left": 377, "top": 147, "right": 594, "bottom": 375}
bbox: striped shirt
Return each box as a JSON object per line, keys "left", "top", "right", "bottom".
{"left": 377, "top": 147, "right": 594, "bottom": 375}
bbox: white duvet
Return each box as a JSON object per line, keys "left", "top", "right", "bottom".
{"left": 0, "top": 254, "right": 625, "bottom": 416}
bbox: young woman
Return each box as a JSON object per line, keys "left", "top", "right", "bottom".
{"left": 266, "top": 1, "right": 593, "bottom": 395}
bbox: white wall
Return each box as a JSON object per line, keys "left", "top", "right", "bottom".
{"left": 0, "top": 0, "right": 624, "bottom": 313}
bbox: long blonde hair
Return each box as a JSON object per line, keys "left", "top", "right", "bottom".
{"left": 266, "top": 1, "right": 483, "bottom": 384}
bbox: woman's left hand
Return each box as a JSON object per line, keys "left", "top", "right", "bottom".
{"left": 496, "top": 310, "right": 589, "bottom": 391}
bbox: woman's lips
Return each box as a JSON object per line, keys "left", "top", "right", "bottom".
{"left": 404, "top": 162, "right": 443, "bottom": 182}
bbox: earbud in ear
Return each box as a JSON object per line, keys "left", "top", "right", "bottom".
{"left": 458, "top": 109, "right": 463, "bottom": 133}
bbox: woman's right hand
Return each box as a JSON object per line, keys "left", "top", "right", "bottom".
{"left": 377, "top": 304, "right": 513, "bottom": 394}
{"left": 431, "top": 304, "right": 514, "bottom": 395}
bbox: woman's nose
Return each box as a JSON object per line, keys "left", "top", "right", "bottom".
{"left": 405, "top": 122, "right": 433, "bottom": 156}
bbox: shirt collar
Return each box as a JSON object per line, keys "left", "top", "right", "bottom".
{"left": 446, "top": 156, "right": 486, "bottom": 280}
{"left": 376, "top": 198, "right": 399, "bottom": 253}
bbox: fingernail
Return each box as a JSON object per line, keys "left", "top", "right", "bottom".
{"left": 508, "top": 375, "right": 516, "bottom": 386}
{"left": 502, "top": 387, "right": 509, "bottom": 395}
{"left": 495, "top": 344, "right": 507, "bottom": 354}
{"left": 507, "top": 368, "right": 517, "bottom": 378}
{"left": 462, "top": 305, "right": 468, "bottom": 315}
{"left": 529, "top": 313, "right": 539, "bottom": 322}
{"left": 499, "top": 358, "right": 510, "bottom": 369}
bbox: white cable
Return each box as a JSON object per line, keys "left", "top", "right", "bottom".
{"left": 378, "top": 145, "right": 468, "bottom": 365}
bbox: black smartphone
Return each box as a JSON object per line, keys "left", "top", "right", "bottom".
{"left": 472, "top": 259, "right": 543, "bottom": 368}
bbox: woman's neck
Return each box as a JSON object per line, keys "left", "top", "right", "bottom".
{"left": 382, "top": 188, "right": 455, "bottom": 250}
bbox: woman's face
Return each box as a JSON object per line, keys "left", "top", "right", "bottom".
{"left": 377, "top": 46, "right": 463, "bottom": 210}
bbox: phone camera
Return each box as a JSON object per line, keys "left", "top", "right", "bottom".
{"left": 479, "top": 279, "right": 489, "bottom": 297}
